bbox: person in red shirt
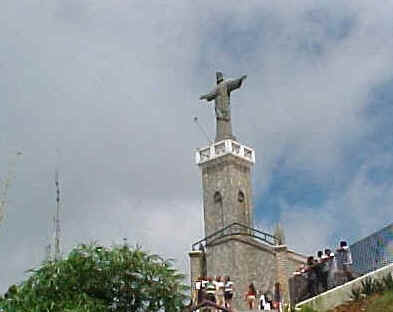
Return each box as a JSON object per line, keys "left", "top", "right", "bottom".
{"left": 245, "top": 283, "right": 257, "bottom": 310}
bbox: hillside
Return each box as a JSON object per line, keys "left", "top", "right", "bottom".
{"left": 331, "top": 289, "right": 393, "bottom": 312}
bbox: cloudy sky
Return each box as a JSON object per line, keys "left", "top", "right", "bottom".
{"left": 2, "top": 0, "right": 393, "bottom": 293}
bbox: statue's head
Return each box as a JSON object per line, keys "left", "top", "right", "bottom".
{"left": 216, "top": 72, "right": 224, "bottom": 84}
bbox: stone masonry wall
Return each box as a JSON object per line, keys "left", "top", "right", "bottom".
{"left": 287, "top": 252, "right": 306, "bottom": 276}
{"left": 201, "top": 154, "right": 253, "bottom": 238}
{"left": 189, "top": 250, "right": 204, "bottom": 288}
{"left": 275, "top": 245, "right": 290, "bottom": 302}
{"left": 205, "top": 236, "right": 276, "bottom": 311}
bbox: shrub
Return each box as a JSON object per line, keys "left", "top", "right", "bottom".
{"left": 361, "top": 277, "right": 375, "bottom": 296}
{"left": 350, "top": 286, "right": 362, "bottom": 301}
{"left": 382, "top": 273, "right": 393, "bottom": 290}
{"left": 0, "top": 243, "right": 188, "bottom": 312}
{"left": 373, "top": 279, "right": 385, "bottom": 294}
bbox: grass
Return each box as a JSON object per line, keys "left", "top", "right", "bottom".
{"left": 297, "top": 274, "right": 393, "bottom": 312}
{"left": 298, "top": 306, "right": 319, "bottom": 312}
{"left": 298, "top": 289, "right": 393, "bottom": 312}
{"left": 366, "top": 289, "right": 393, "bottom": 312}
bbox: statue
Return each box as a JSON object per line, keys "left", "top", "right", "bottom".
{"left": 200, "top": 72, "right": 247, "bottom": 142}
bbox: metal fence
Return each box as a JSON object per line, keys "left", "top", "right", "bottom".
{"left": 191, "top": 222, "right": 280, "bottom": 251}
{"left": 350, "top": 223, "right": 393, "bottom": 275}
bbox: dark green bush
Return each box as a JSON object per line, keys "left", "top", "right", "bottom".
{"left": 350, "top": 286, "right": 362, "bottom": 301}
{"left": 382, "top": 273, "right": 393, "bottom": 290}
{"left": 0, "top": 243, "right": 188, "bottom": 312}
{"left": 361, "top": 277, "right": 375, "bottom": 296}
{"left": 373, "top": 279, "right": 385, "bottom": 294}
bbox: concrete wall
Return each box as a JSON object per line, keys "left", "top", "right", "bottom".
{"left": 296, "top": 263, "right": 393, "bottom": 312}
{"left": 205, "top": 236, "right": 276, "bottom": 311}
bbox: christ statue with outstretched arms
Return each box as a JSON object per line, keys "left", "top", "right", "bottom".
{"left": 200, "top": 72, "right": 247, "bottom": 142}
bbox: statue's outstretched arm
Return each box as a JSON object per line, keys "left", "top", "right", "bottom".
{"left": 227, "top": 75, "right": 247, "bottom": 93}
{"left": 200, "top": 88, "right": 217, "bottom": 102}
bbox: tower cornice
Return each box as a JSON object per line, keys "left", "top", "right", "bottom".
{"left": 195, "top": 139, "right": 255, "bottom": 166}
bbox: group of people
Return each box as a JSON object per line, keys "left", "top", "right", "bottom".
{"left": 192, "top": 276, "right": 234, "bottom": 310}
{"left": 192, "top": 277, "right": 282, "bottom": 311}
{"left": 292, "top": 240, "right": 354, "bottom": 298}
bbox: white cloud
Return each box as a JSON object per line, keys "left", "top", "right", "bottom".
{"left": 281, "top": 153, "right": 393, "bottom": 256}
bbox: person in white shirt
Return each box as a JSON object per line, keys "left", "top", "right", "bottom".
{"left": 338, "top": 241, "right": 353, "bottom": 282}
{"left": 214, "top": 276, "right": 225, "bottom": 308}
{"left": 193, "top": 277, "right": 201, "bottom": 306}
{"left": 324, "top": 249, "right": 336, "bottom": 288}
{"left": 317, "top": 250, "right": 329, "bottom": 291}
{"left": 205, "top": 277, "right": 217, "bottom": 303}
{"left": 259, "top": 290, "right": 271, "bottom": 310}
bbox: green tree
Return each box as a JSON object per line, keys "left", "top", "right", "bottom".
{"left": 0, "top": 243, "right": 188, "bottom": 312}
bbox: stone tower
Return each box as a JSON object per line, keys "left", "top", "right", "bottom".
{"left": 198, "top": 140, "right": 255, "bottom": 238}
{"left": 190, "top": 73, "right": 306, "bottom": 310}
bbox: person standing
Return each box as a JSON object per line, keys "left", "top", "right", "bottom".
{"left": 214, "top": 276, "right": 225, "bottom": 309}
{"left": 338, "top": 241, "right": 354, "bottom": 282}
{"left": 273, "top": 282, "right": 281, "bottom": 311}
{"left": 245, "top": 283, "right": 257, "bottom": 310}
{"left": 205, "top": 277, "right": 217, "bottom": 304}
{"left": 317, "top": 250, "right": 329, "bottom": 292}
{"left": 325, "top": 249, "right": 337, "bottom": 288}
{"left": 259, "top": 290, "right": 266, "bottom": 310}
{"left": 193, "top": 276, "right": 202, "bottom": 307}
{"left": 259, "top": 290, "right": 271, "bottom": 310}
{"left": 305, "top": 256, "right": 318, "bottom": 298}
{"left": 224, "top": 276, "right": 234, "bottom": 309}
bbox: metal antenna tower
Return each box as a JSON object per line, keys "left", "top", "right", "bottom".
{"left": 54, "top": 169, "right": 61, "bottom": 261}
{"left": 45, "top": 243, "right": 52, "bottom": 262}
{"left": 0, "top": 151, "right": 22, "bottom": 225}
{"left": 193, "top": 116, "right": 212, "bottom": 145}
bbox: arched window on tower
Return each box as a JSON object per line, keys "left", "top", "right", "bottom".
{"left": 238, "top": 190, "right": 245, "bottom": 203}
{"left": 238, "top": 190, "right": 249, "bottom": 226}
{"left": 214, "top": 191, "right": 224, "bottom": 228}
{"left": 214, "top": 191, "right": 222, "bottom": 203}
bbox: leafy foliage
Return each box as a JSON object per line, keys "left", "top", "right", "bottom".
{"left": 349, "top": 273, "right": 393, "bottom": 303}
{"left": 350, "top": 286, "right": 362, "bottom": 301}
{"left": 373, "top": 280, "right": 385, "bottom": 294}
{"left": 298, "top": 306, "right": 319, "bottom": 312}
{"left": 382, "top": 273, "right": 393, "bottom": 291}
{"left": 361, "top": 277, "right": 375, "bottom": 296}
{"left": 365, "top": 289, "right": 393, "bottom": 312}
{"left": 0, "top": 243, "right": 188, "bottom": 312}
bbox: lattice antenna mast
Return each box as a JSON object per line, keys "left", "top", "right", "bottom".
{"left": 54, "top": 169, "right": 61, "bottom": 261}
{"left": 0, "top": 152, "right": 22, "bottom": 225}
{"left": 193, "top": 116, "right": 212, "bottom": 145}
{"left": 45, "top": 243, "right": 52, "bottom": 261}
